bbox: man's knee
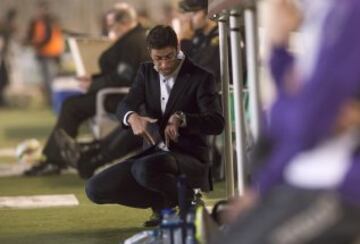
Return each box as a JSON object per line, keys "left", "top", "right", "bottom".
{"left": 131, "top": 155, "right": 177, "bottom": 186}
{"left": 131, "top": 160, "right": 151, "bottom": 186}
{"left": 85, "top": 178, "right": 105, "bottom": 204}
{"left": 59, "top": 96, "right": 79, "bottom": 116}
{"left": 61, "top": 94, "right": 94, "bottom": 115}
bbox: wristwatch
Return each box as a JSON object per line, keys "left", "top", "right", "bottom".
{"left": 174, "top": 111, "right": 187, "bottom": 127}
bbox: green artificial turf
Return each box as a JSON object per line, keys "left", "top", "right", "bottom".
{"left": 0, "top": 174, "right": 226, "bottom": 244}
{"left": 0, "top": 107, "right": 227, "bottom": 243}
{"left": 0, "top": 108, "right": 55, "bottom": 149}
{"left": 0, "top": 174, "right": 152, "bottom": 244}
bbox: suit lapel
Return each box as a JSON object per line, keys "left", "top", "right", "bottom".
{"left": 163, "top": 59, "right": 192, "bottom": 118}
{"left": 150, "top": 69, "right": 162, "bottom": 117}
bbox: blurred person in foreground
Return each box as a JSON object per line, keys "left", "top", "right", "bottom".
{"left": 25, "top": 1, "right": 64, "bottom": 105}
{"left": 24, "top": 3, "right": 148, "bottom": 176}
{"left": 0, "top": 8, "right": 17, "bottom": 107}
{"left": 212, "top": 0, "right": 360, "bottom": 243}
{"left": 85, "top": 25, "right": 224, "bottom": 227}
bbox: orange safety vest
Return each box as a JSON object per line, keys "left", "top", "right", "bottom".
{"left": 32, "top": 19, "right": 64, "bottom": 57}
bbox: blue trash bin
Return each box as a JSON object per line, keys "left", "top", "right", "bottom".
{"left": 51, "top": 76, "right": 84, "bottom": 114}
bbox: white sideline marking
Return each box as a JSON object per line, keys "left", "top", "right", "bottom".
{"left": 0, "top": 148, "right": 16, "bottom": 157}
{"left": 0, "top": 163, "right": 77, "bottom": 177}
{"left": 0, "top": 194, "right": 79, "bottom": 209}
{"left": 0, "top": 163, "right": 29, "bottom": 177}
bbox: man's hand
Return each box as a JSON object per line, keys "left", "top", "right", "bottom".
{"left": 265, "top": 0, "right": 303, "bottom": 46}
{"left": 164, "top": 113, "right": 182, "bottom": 147}
{"left": 128, "top": 112, "right": 157, "bottom": 145}
{"left": 335, "top": 100, "right": 360, "bottom": 134}
{"left": 77, "top": 76, "right": 92, "bottom": 91}
{"left": 177, "top": 13, "right": 194, "bottom": 40}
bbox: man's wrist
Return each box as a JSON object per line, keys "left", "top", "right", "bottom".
{"left": 127, "top": 112, "right": 138, "bottom": 124}
{"left": 174, "top": 111, "right": 186, "bottom": 127}
{"left": 124, "top": 111, "right": 135, "bottom": 126}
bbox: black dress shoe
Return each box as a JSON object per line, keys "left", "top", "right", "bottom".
{"left": 143, "top": 210, "right": 162, "bottom": 227}
{"left": 23, "top": 162, "right": 62, "bottom": 176}
{"left": 54, "top": 129, "right": 81, "bottom": 168}
{"left": 78, "top": 140, "right": 101, "bottom": 153}
{"left": 77, "top": 150, "right": 103, "bottom": 179}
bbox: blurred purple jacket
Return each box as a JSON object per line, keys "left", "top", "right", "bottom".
{"left": 255, "top": 0, "right": 360, "bottom": 204}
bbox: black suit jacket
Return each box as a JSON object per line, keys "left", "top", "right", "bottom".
{"left": 89, "top": 24, "right": 149, "bottom": 92}
{"left": 116, "top": 58, "right": 224, "bottom": 190}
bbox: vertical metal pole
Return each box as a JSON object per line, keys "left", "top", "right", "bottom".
{"left": 229, "top": 8, "right": 247, "bottom": 196}
{"left": 218, "top": 12, "right": 235, "bottom": 198}
{"left": 244, "top": 6, "right": 262, "bottom": 142}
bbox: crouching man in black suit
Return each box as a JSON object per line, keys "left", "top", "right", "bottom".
{"left": 85, "top": 25, "right": 224, "bottom": 227}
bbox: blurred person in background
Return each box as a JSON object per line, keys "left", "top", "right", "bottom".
{"left": 24, "top": 3, "right": 149, "bottom": 177}
{"left": 159, "top": 3, "right": 177, "bottom": 27}
{"left": 52, "top": 4, "right": 156, "bottom": 180}
{"left": 100, "top": 9, "right": 116, "bottom": 38}
{"left": 136, "top": 9, "right": 153, "bottom": 30}
{"left": 0, "top": 8, "right": 17, "bottom": 107}
{"left": 178, "top": 0, "right": 225, "bottom": 181}
{"left": 212, "top": 0, "right": 360, "bottom": 243}
{"left": 25, "top": 1, "right": 64, "bottom": 106}
{"left": 178, "top": 0, "right": 220, "bottom": 90}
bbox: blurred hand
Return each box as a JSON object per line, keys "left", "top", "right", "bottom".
{"left": 335, "top": 100, "right": 360, "bottom": 134}
{"left": 77, "top": 76, "right": 92, "bottom": 91}
{"left": 177, "top": 14, "right": 194, "bottom": 40}
{"left": 265, "top": 0, "right": 303, "bottom": 46}
{"left": 128, "top": 112, "right": 157, "bottom": 145}
{"left": 164, "top": 114, "right": 182, "bottom": 147}
{"left": 220, "top": 189, "right": 259, "bottom": 225}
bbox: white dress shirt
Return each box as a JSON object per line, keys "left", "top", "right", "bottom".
{"left": 158, "top": 52, "right": 185, "bottom": 114}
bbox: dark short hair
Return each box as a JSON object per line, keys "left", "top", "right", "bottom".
{"left": 146, "top": 25, "right": 178, "bottom": 50}
{"left": 179, "top": 0, "right": 207, "bottom": 13}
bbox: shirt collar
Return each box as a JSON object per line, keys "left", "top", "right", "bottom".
{"left": 156, "top": 51, "right": 186, "bottom": 81}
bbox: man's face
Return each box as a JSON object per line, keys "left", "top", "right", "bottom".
{"left": 150, "top": 47, "right": 179, "bottom": 76}
{"left": 189, "top": 9, "right": 207, "bottom": 31}
{"left": 108, "top": 22, "right": 126, "bottom": 40}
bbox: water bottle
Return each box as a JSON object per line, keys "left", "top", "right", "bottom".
{"left": 160, "top": 209, "right": 172, "bottom": 244}
{"left": 172, "top": 214, "right": 183, "bottom": 244}
{"left": 160, "top": 208, "right": 183, "bottom": 244}
{"left": 123, "top": 230, "right": 158, "bottom": 244}
{"left": 177, "top": 175, "right": 189, "bottom": 220}
{"left": 185, "top": 212, "right": 196, "bottom": 244}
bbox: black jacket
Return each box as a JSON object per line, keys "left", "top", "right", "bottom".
{"left": 117, "top": 58, "right": 224, "bottom": 190}
{"left": 181, "top": 26, "right": 220, "bottom": 90}
{"left": 89, "top": 24, "right": 149, "bottom": 92}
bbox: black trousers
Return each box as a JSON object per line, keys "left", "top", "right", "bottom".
{"left": 96, "top": 126, "right": 143, "bottom": 163}
{"left": 42, "top": 91, "right": 123, "bottom": 166}
{"left": 0, "top": 59, "right": 9, "bottom": 106}
{"left": 37, "top": 56, "right": 59, "bottom": 105}
{"left": 85, "top": 148, "right": 201, "bottom": 211}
